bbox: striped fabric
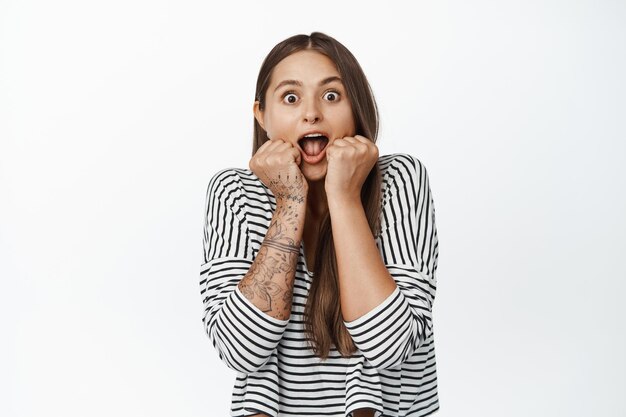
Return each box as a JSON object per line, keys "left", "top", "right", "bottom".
{"left": 199, "top": 153, "right": 439, "bottom": 417}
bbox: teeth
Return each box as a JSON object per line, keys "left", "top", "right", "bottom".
{"left": 304, "top": 133, "right": 324, "bottom": 138}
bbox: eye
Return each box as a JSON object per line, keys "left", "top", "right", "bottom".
{"left": 281, "top": 91, "right": 298, "bottom": 104}
{"left": 324, "top": 90, "right": 340, "bottom": 102}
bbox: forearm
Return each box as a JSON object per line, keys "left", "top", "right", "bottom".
{"left": 328, "top": 196, "right": 397, "bottom": 322}
{"left": 238, "top": 198, "right": 306, "bottom": 320}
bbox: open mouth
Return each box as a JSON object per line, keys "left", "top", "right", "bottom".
{"left": 298, "top": 135, "right": 329, "bottom": 157}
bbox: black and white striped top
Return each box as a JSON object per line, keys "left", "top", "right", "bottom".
{"left": 199, "top": 153, "right": 439, "bottom": 417}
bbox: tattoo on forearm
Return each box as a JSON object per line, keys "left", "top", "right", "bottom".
{"left": 269, "top": 171, "right": 306, "bottom": 203}
{"left": 264, "top": 239, "right": 300, "bottom": 253}
{"left": 238, "top": 210, "right": 302, "bottom": 320}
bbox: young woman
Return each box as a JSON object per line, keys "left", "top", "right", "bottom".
{"left": 200, "top": 32, "right": 440, "bottom": 417}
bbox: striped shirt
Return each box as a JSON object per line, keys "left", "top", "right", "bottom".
{"left": 199, "top": 153, "right": 439, "bottom": 417}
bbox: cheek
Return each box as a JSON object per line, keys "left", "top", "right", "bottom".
{"left": 267, "top": 112, "right": 287, "bottom": 130}
{"left": 263, "top": 119, "right": 279, "bottom": 138}
{"left": 336, "top": 105, "right": 355, "bottom": 126}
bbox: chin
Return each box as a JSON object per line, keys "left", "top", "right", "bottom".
{"left": 302, "top": 165, "right": 327, "bottom": 182}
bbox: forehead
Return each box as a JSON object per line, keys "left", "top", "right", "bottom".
{"left": 270, "top": 50, "right": 340, "bottom": 86}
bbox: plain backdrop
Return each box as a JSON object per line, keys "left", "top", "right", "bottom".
{"left": 1, "top": 1, "right": 625, "bottom": 416}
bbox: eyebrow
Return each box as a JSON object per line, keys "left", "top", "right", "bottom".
{"left": 273, "top": 76, "right": 343, "bottom": 93}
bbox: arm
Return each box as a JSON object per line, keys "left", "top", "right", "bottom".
{"left": 237, "top": 198, "right": 306, "bottom": 321}
{"left": 330, "top": 154, "right": 439, "bottom": 370}
{"left": 328, "top": 197, "right": 397, "bottom": 321}
{"left": 199, "top": 169, "right": 305, "bottom": 373}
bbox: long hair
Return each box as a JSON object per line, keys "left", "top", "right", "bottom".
{"left": 251, "top": 32, "right": 382, "bottom": 358}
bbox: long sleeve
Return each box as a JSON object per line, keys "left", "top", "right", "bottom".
{"left": 199, "top": 168, "right": 289, "bottom": 373}
{"left": 343, "top": 153, "right": 439, "bottom": 370}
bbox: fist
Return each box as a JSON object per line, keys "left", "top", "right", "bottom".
{"left": 249, "top": 139, "right": 309, "bottom": 203}
{"left": 324, "top": 135, "right": 378, "bottom": 200}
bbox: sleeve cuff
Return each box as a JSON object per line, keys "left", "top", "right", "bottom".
{"left": 342, "top": 287, "right": 416, "bottom": 369}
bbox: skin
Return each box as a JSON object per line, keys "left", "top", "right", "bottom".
{"left": 253, "top": 49, "right": 358, "bottom": 221}
{"left": 246, "top": 49, "right": 397, "bottom": 417}
{"left": 239, "top": 136, "right": 307, "bottom": 320}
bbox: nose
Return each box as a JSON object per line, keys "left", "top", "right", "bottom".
{"left": 303, "top": 98, "right": 322, "bottom": 123}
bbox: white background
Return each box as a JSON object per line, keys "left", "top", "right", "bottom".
{"left": 2, "top": 1, "right": 625, "bottom": 416}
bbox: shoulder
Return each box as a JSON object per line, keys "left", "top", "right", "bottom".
{"left": 205, "top": 167, "right": 272, "bottom": 209}
{"left": 207, "top": 166, "right": 247, "bottom": 184}
{"left": 207, "top": 168, "right": 263, "bottom": 193}
{"left": 378, "top": 152, "right": 428, "bottom": 184}
{"left": 206, "top": 168, "right": 243, "bottom": 204}
{"left": 377, "top": 153, "right": 435, "bottom": 215}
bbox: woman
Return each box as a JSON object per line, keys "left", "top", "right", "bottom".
{"left": 200, "top": 32, "right": 440, "bottom": 417}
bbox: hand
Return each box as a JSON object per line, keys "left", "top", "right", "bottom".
{"left": 249, "top": 139, "right": 309, "bottom": 203}
{"left": 324, "top": 135, "right": 379, "bottom": 201}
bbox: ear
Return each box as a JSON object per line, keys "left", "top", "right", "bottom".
{"left": 253, "top": 101, "right": 265, "bottom": 130}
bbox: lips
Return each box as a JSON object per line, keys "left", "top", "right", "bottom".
{"left": 298, "top": 137, "right": 328, "bottom": 163}
{"left": 298, "top": 136, "right": 328, "bottom": 151}
{"left": 296, "top": 131, "right": 331, "bottom": 165}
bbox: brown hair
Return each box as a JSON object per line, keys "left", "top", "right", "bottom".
{"left": 252, "top": 32, "right": 382, "bottom": 358}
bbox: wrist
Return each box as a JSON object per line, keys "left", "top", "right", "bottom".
{"left": 274, "top": 178, "right": 307, "bottom": 203}
{"left": 327, "top": 193, "right": 362, "bottom": 211}
{"left": 276, "top": 192, "right": 307, "bottom": 206}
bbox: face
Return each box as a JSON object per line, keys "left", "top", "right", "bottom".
{"left": 253, "top": 50, "right": 356, "bottom": 182}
